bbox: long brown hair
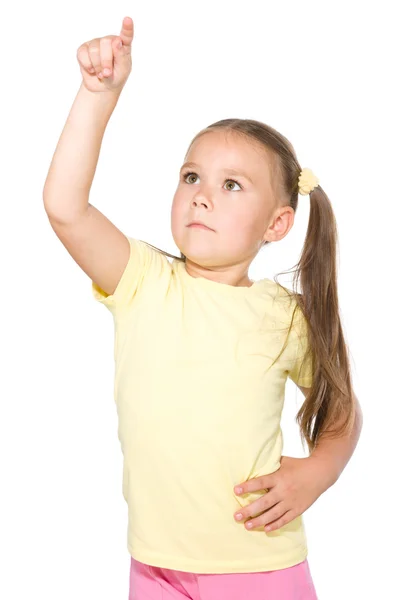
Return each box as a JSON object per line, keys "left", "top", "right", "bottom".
{"left": 144, "top": 118, "right": 356, "bottom": 453}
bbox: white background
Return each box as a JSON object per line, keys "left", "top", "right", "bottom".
{"left": 1, "top": 1, "right": 408, "bottom": 598}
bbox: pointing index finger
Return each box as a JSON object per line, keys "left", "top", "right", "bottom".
{"left": 119, "top": 16, "right": 134, "bottom": 46}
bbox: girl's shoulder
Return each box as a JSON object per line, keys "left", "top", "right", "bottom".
{"left": 261, "top": 280, "right": 305, "bottom": 328}
{"left": 263, "top": 279, "right": 299, "bottom": 307}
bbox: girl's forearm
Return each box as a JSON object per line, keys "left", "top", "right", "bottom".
{"left": 308, "top": 395, "right": 363, "bottom": 489}
{"left": 43, "top": 83, "right": 120, "bottom": 223}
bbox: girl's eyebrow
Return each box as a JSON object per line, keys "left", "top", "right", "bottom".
{"left": 180, "top": 161, "right": 254, "bottom": 184}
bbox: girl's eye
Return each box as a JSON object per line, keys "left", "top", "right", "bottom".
{"left": 182, "top": 171, "right": 242, "bottom": 191}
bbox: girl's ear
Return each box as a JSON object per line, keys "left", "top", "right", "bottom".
{"left": 264, "top": 206, "right": 295, "bottom": 243}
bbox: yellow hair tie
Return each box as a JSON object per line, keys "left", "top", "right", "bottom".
{"left": 298, "top": 167, "right": 319, "bottom": 195}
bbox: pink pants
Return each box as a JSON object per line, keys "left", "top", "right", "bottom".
{"left": 129, "top": 556, "right": 318, "bottom": 599}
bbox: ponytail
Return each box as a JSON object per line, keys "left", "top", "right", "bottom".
{"left": 279, "top": 184, "right": 357, "bottom": 452}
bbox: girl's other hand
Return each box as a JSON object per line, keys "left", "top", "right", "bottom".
{"left": 76, "top": 16, "right": 134, "bottom": 94}
{"left": 233, "top": 456, "right": 328, "bottom": 532}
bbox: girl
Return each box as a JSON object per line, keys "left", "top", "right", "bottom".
{"left": 43, "top": 16, "right": 363, "bottom": 600}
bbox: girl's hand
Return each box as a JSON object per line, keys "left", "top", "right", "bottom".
{"left": 76, "top": 16, "right": 134, "bottom": 94}
{"left": 233, "top": 456, "right": 327, "bottom": 532}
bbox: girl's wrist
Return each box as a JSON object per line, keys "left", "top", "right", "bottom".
{"left": 305, "top": 454, "right": 339, "bottom": 493}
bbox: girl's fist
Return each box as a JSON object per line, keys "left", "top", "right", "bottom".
{"left": 76, "top": 16, "right": 134, "bottom": 94}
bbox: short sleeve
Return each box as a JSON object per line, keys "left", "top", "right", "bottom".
{"left": 286, "top": 308, "right": 315, "bottom": 387}
{"left": 91, "top": 236, "right": 169, "bottom": 316}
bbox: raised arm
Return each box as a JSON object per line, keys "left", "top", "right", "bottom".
{"left": 43, "top": 17, "right": 134, "bottom": 296}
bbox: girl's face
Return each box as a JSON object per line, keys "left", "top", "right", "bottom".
{"left": 171, "top": 129, "right": 294, "bottom": 282}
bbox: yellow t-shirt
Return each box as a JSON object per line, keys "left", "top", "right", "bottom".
{"left": 91, "top": 236, "right": 314, "bottom": 574}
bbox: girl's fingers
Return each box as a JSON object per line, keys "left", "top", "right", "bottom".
{"left": 77, "top": 44, "right": 96, "bottom": 74}
{"left": 76, "top": 18, "right": 133, "bottom": 85}
{"left": 88, "top": 39, "right": 102, "bottom": 76}
{"left": 99, "top": 37, "right": 114, "bottom": 77}
{"left": 119, "top": 16, "right": 134, "bottom": 47}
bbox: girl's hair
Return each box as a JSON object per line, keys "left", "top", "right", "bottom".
{"left": 145, "top": 118, "right": 356, "bottom": 453}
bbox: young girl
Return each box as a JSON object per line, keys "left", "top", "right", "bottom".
{"left": 44, "top": 16, "right": 363, "bottom": 600}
